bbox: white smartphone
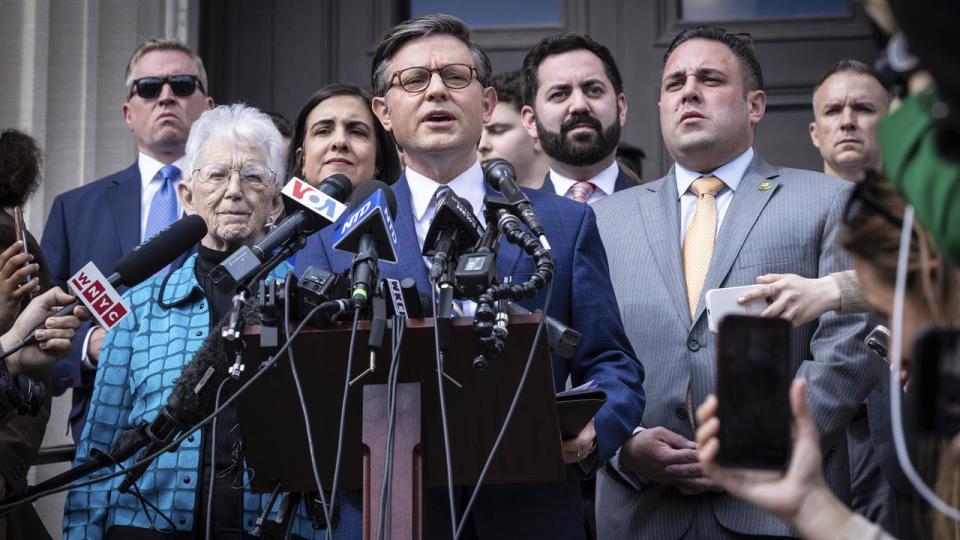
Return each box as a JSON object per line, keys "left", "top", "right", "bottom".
{"left": 705, "top": 285, "right": 768, "bottom": 334}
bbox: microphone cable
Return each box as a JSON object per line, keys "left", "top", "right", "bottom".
{"left": 430, "top": 281, "right": 459, "bottom": 539}
{"left": 888, "top": 205, "right": 960, "bottom": 522}
{"left": 282, "top": 272, "right": 335, "bottom": 535}
{"left": 327, "top": 301, "right": 363, "bottom": 539}
{"left": 376, "top": 317, "right": 407, "bottom": 540}
{"left": 455, "top": 278, "right": 555, "bottom": 540}
{"left": 0, "top": 298, "right": 352, "bottom": 515}
{"left": 204, "top": 376, "right": 232, "bottom": 540}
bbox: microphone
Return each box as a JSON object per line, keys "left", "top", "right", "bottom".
{"left": 422, "top": 190, "right": 484, "bottom": 282}
{"left": 332, "top": 181, "right": 398, "bottom": 308}
{"left": 117, "top": 301, "right": 260, "bottom": 493}
{"left": 212, "top": 175, "right": 353, "bottom": 287}
{"left": 482, "top": 158, "right": 550, "bottom": 250}
{"left": 382, "top": 277, "right": 429, "bottom": 319}
{"left": 18, "top": 215, "right": 208, "bottom": 349}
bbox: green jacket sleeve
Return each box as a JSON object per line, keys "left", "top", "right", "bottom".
{"left": 878, "top": 87, "right": 960, "bottom": 264}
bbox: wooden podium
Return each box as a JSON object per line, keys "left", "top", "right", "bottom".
{"left": 235, "top": 315, "right": 565, "bottom": 539}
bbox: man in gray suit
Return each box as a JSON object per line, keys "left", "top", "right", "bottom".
{"left": 593, "top": 26, "right": 884, "bottom": 538}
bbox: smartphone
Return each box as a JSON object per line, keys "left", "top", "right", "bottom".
{"left": 865, "top": 325, "right": 891, "bottom": 359}
{"left": 12, "top": 207, "right": 33, "bottom": 300}
{"left": 705, "top": 285, "right": 767, "bottom": 334}
{"left": 911, "top": 327, "right": 960, "bottom": 437}
{"left": 716, "top": 314, "right": 793, "bottom": 469}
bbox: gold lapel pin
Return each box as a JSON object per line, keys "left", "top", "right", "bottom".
{"left": 758, "top": 181, "right": 773, "bottom": 191}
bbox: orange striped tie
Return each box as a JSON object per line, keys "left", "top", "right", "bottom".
{"left": 683, "top": 176, "right": 725, "bottom": 317}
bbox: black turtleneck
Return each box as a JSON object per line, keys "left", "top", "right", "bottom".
{"left": 193, "top": 244, "right": 244, "bottom": 539}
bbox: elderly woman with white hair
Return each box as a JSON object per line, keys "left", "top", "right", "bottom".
{"left": 63, "top": 104, "right": 360, "bottom": 540}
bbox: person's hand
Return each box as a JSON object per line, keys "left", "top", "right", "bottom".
{"left": 620, "top": 426, "right": 720, "bottom": 495}
{"left": 737, "top": 274, "right": 841, "bottom": 326}
{"left": 562, "top": 418, "right": 597, "bottom": 463}
{"left": 696, "top": 379, "right": 852, "bottom": 534}
{"left": 0, "top": 242, "right": 41, "bottom": 332}
{"left": 87, "top": 326, "right": 106, "bottom": 365}
{"left": 2, "top": 287, "right": 89, "bottom": 375}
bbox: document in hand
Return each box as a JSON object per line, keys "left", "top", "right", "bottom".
{"left": 556, "top": 380, "right": 606, "bottom": 439}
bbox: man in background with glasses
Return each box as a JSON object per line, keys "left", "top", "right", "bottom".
{"left": 294, "top": 13, "right": 644, "bottom": 540}
{"left": 41, "top": 38, "right": 213, "bottom": 443}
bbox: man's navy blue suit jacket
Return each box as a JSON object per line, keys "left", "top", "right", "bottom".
{"left": 294, "top": 173, "right": 646, "bottom": 465}
{"left": 41, "top": 163, "right": 191, "bottom": 439}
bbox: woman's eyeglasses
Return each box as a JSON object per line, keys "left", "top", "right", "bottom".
{"left": 390, "top": 64, "right": 478, "bottom": 93}
{"left": 193, "top": 163, "right": 274, "bottom": 188}
{"left": 130, "top": 75, "right": 204, "bottom": 100}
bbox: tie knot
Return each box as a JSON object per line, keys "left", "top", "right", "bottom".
{"left": 432, "top": 185, "right": 452, "bottom": 207}
{"left": 567, "top": 181, "right": 596, "bottom": 204}
{"left": 690, "top": 176, "right": 724, "bottom": 198}
{"left": 159, "top": 164, "right": 181, "bottom": 184}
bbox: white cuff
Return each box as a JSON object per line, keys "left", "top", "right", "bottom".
{"left": 80, "top": 326, "right": 98, "bottom": 370}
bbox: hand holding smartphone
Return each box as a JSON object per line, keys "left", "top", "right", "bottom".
{"left": 716, "top": 315, "right": 793, "bottom": 469}
{"left": 12, "top": 207, "right": 33, "bottom": 300}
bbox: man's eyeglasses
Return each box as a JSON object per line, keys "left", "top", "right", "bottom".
{"left": 193, "top": 163, "right": 274, "bottom": 189}
{"left": 130, "top": 75, "right": 204, "bottom": 100}
{"left": 390, "top": 64, "right": 478, "bottom": 93}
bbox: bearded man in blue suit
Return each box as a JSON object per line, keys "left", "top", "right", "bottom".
{"left": 294, "top": 13, "right": 644, "bottom": 540}
{"left": 41, "top": 38, "right": 212, "bottom": 442}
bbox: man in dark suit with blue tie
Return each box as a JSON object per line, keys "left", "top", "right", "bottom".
{"left": 41, "top": 38, "right": 213, "bottom": 442}
{"left": 294, "top": 14, "right": 645, "bottom": 540}
{"left": 519, "top": 33, "right": 638, "bottom": 204}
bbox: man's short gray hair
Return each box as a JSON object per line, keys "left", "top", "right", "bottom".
{"left": 183, "top": 104, "right": 285, "bottom": 191}
{"left": 125, "top": 38, "right": 208, "bottom": 98}
{"left": 370, "top": 14, "right": 492, "bottom": 97}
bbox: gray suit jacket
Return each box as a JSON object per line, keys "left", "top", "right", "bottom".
{"left": 592, "top": 155, "right": 884, "bottom": 539}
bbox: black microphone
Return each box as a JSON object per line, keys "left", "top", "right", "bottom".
{"left": 482, "top": 158, "right": 550, "bottom": 249}
{"left": 18, "top": 215, "right": 207, "bottom": 349}
{"left": 331, "top": 181, "right": 398, "bottom": 308}
{"left": 212, "top": 174, "right": 354, "bottom": 287}
{"left": 422, "top": 190, "right": 484, "bottom": 282}
{"left": 118, "top": 300, "right": 261, "bottom": 493}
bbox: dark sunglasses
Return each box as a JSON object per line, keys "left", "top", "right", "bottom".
{"left": 843, "top": 169, "right": 907, "bottom": 230}
{"left": 129, "top": 74, "right": 204, "bottom": 99}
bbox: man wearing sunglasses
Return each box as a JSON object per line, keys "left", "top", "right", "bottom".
{"left": 41, "top": 38, "right": 213, "bottom": 443}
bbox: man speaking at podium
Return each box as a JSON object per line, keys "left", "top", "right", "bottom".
{"left": 294, "top": 13, "right": 645, "bottom": 540}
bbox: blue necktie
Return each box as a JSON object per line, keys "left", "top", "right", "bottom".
{"left": 143, "top": 164, "right": 181, "bottom": 276}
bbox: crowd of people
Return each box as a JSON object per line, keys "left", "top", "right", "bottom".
{"left": 0, "top": 0, "right": 958, "bottom": 538}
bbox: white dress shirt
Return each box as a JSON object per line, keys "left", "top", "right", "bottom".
{"left": 614, "top": 147, "right": 756, "bottom": 487}
{"left": 405, "top": 162, "right": 487, "bottom": 316}
{"left": 674, "top": 147, "right": 753, "bottom": 245}
{"left": 548, "top": 160, "right": 620, "bottom": 204}
{"left": 406, "top": 162, "right": 487, "bottom": 249}
{"left": 138, "top": 152, "right": 185, "bottom": 242}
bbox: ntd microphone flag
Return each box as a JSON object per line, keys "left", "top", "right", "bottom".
{"left": 332, "top": 188, "right": 398, "bottom": 263}
{"left": 68, "top": 262, "right": 130, "bottom": 331}
{"left": 281, "top": 177, "right": 348, "bottom": 223}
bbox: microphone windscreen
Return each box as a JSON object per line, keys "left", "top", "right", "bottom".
{"left": 169, "top": 298, "right": 261, "bottom": 423}
{"left": 316, "top": 173, "right": 354, "bottom": 202}
{"left": 350, "top": 180, "right": 397, "bottom": 217}
{"left": 115, "top": 214, "right": 207, "bottom": 287}
{"left": 481, "top": 158, "right": 517, "bottom": 192}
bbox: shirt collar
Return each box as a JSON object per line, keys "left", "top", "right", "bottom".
{"left": 138, "top": 152, "right": 186, "bottom": 190}
{"left": 674, "top": 147, "right": 754, "bottom": 200}
{"left": 406, "top": 161, "right": 486, "bottom": 223}
{"left": 549, "top": 161, "right": 620, "bottom": 196}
